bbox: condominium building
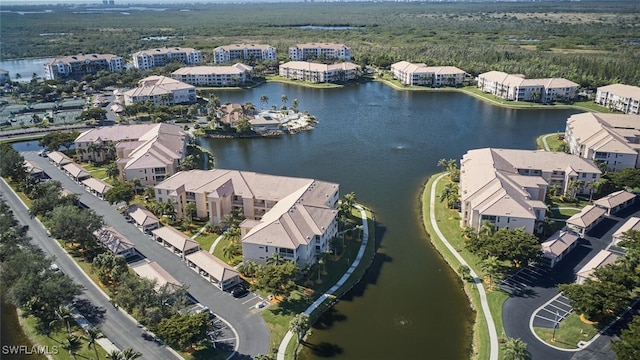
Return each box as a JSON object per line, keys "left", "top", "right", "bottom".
{"left": 132, "top": 47, "right": 202, "bottom": 70}
{"left": 477, "top": 71, "right": 579, "bottom": 103}
{"left": 123, "top": 75, "right": 196, "bottom": 106}
{"left": 213, "top": 44, "right": 277, "bottom": 64}
{"left": 595, "top": 84, "right": 640, "bottom": 115}
{"left": 279, "top": 61, "right": 361, "bottom": 83}
{"left": 288, "top": 43, "right": 351, "bottom": 61}
{"left": 171, "top": 64, "right": 253, "bottom": 87}
{"left": 154, "top": 169, "right": 340, "bottom": 266}
{"left": 74, "top": 123, "right": 187, "bottom": 186}
{"left": 565, "top": 112, "right": 640, "bottom": 171}
{"left": 390, "top": 61, "right": 466, "bottom": 87}
{"left": 460, "top": 148, "right": 601, "bottom": 234}
{"left": 45, "top": 53, "right": 124, "bottom": 80}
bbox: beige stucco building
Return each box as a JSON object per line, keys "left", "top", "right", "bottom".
{"left": 45, "top": 53, "right": 124, "bottom": 80}
{"left": 171, "top": 64, "right": 253, "bottom": 87}
{"left": 460, "top": 148, "right": 601, "bottom": 234}
{"left": 390, "top": 61, "right": 466, "bottom": 87}
{"left": 595, "top": 84, "right": 640, "bottom": 115}
{"left": 288, "top": 43, "right": 351, "bottom": 61}
{"left": 477, "top": 71, "right": 578, "bottom": 103}
{"left": 279, "top": 61, "right": 361, "bottom": 83}
{"left": 565, "top": 112, "right": 640, "bottom": 171}
{"left": 123, "top": 76, "right": 196, "bottom": 106}
{"left": 132, "top": 47, "right": 202, "bottom": 70}
{"left": 154, "top": 169, "right": 340, "bottom": 266}
{"left": 213, "top": 44, "right": 277, "bottom": 64}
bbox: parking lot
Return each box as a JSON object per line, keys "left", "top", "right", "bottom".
{"left": 498, "top": 262, "right": 551, "bottom": 294}
{"left": 532, "top": 294, "right": 573, "bottom": 328}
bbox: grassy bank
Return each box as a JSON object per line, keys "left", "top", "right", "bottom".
{"left": 421, "top": 173, "right": 508, "bottom": 360}
{"left": 265, "top": 75, "right": 344, "bottom": 89}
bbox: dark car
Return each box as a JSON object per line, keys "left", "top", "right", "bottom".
{"left": 231, "top": 285, "right": 249, "bottom": 298}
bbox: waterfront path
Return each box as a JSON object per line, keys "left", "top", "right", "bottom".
{"left": 429, "top": 173, "right": 499, "bottom": 360}
{"left": 276, "top": 204, "right": 370, "bottom": 360}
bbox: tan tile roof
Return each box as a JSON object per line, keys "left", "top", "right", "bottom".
{"left": 75, "top": 124, "right": 158, "bottom": 143}
{"left": 47, "top": 53, "right": 120, "bottom": 65}
{"left": 215, "top": 44, "right": 273, "bottom": 51}
{"left": 126, "top": 204, "right": 159, "bottom": 227}
{"left": 613, "top": 217, "right": 640, "bottom": 239}
{"left": 280, "top": 61, "right": 360, "bottom": 72}
{"left": 566, "top": 113, "right": 640, "bottom": 155}
{"left": 598, "top": 84, "right": 640, "bottom": 99}
{"left": 577, "top": 249, "right": 619, "bottom": 280}
{"left": 478, "top": 71, "right": 578, "bottom": 88}
{"left": 172, "top": 63, "right": 253, "bottom": 76}
{"left": 185, "top": 250, "right": 239, "bottom": 282}
{"left": 593, "top": 190, "right": 636, "bottom": 210}
{"left": 123, "top": 75, "right": 194, "bottom": 98}
{"left": 81, "top": 177, "right": 113, "bottom": 194}
{"left": 24, "top": 160, "right": 43, "bottom": 175}
{"left": 47, "top": 151, "right": 72, "bottom": 166}
{"left": 152, "top": 226, "right": 200, "bottom": 253}
{"left": 293, "top": 42, "right": 349, "bottom": 51}
{"left": 131, "top": 261, "right": 181, "bottom": 291}
{"left": 63, "top": 163, "right": 90, "bottom": 179}
{"left": 566, "top": 205, "right": 607, "bottom": 228}
{"left": 542, "top": 230, "right": 579, "bottom": 257}
{"left": 133, "top": 47, "right": 198, "bottom": 57}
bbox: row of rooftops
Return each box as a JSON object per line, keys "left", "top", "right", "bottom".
{"left": 597, "top": 84, "right": 640, "bottom": 100}
{"left": 478, "top": 70, "right": 579, "bottom": 89}
{"left": 391, "top": 61, "right": 467, "bottom": 75}
{"left": 566, "top": 112, "right": 640, "bottom": 156}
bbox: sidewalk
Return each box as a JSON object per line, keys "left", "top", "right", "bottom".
{"left": 276, "top": 204, "right": 370, "bottom": 360}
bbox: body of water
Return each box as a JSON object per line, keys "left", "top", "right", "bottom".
{"left": 0, "top": 58, "right": 53, "bottom": 82}
{"left": 205, "top": 82, "right": 579, "bottom": 359}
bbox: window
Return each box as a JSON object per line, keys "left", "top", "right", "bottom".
{"left": 592, "top": 174, "right": 597, "bottom": 178}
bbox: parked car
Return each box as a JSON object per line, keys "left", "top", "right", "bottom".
{"left": 231, "top": 285, "right": 249, "bottom": 298}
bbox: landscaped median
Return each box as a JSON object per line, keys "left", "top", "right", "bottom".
{"left": 421, "top": 172, "right": 507, "bottom": 360}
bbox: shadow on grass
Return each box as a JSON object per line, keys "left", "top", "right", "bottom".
{"left": 302, "top": 341, "right": 344, "bottom": 357}
{"left": 270, "top": 296, "right": 313, "bottom": 317}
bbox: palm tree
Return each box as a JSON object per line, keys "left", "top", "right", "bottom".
{"left": 292, "top": 99, "right": 299, "bottom": 112}
{"left": 120, "top": 348, "right": 142, "bottom": 360}
{"left": 225, "top": 226, "right": 242, "bottom": 243}
{"left": 289, "top": 313, "right": 310, "bottom": 344}
{"left": 86, "top": 328, "right": 102, "bottom": 360}
{"left": 259, "top": 95, "right": 269, "bottom": 108}
{"left": 222, "top": 242, "right": 240, "bottom": 261}
{"left": 105, "top": 162, "right": 119, "bottom": 181}
{"left": 501, "top": 337, "right": 531, "bottom": 360}
{"left": 481, "top": 255, "right": 500, "bottom": 287}
{"left": 56, "top": 305, "right": 73, "bottom": 335}
{"left": 106, "top": 349, "right": 124, "bottom": 360}
{"left": 183, "top": 201, "right": 197, "bottom": 224}
{"left": 566, "top": 179, "right": 584, "bottom": 199}
{"left": 280, "top": 95, "right": 288, "bottom": 107}
{"left": 478, "top": 220, "right": 496, "bottom": 239}
{"left": 62, "top": 334, "right": 83, "bottom": 360}
{"left": 547, "top": 184, "right": 562, "bottom": 197}
{"left": 439, "top": 182, "right": 460, "bottom": 209}
{"left": 266, "top": 252, "right": 285, "bottom": 266}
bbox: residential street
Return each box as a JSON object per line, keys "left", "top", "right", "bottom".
{"left": 0, "top": 178, "right": 179, "bottom": 360}
{"left": 11, "top": 151, "right": 271, "bottom": 359}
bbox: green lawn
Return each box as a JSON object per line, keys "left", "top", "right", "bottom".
{"left": 533, "top": 312, "right": 598, "bottom": 349}
{"left": 536, "top": 133, "right": 567, "bottom": 152}
{"left": 422, "top": 173, "right": 509, "bottom": 360}
{"left": 193, "top": 233, "right": 219, "bottom": 253}
{"left": 265, "top": 75, "right": 343, "bottom": 89}
{"left": 22, "top": 315, "right": 109, "bottom": 360}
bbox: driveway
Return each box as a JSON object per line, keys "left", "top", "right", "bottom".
{"left": 21, "top": 151, "right": 271, "bottom": 358}
{"left": 503, "top": 201, "right": 640, "bottom": 360}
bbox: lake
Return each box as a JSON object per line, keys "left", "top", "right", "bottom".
{"left": 204, "top": 81, "right": 578, "bottom": 359}
{"left": 0, "top": 58, "right": 53, "bottom": 82}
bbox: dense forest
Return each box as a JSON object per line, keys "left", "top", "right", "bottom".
{"left": 1, "top": 1, "right": 639, "bottom": 88}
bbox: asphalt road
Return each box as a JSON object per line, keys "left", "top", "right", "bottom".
{"left": 21, "top": 151, "right": 271, "bottom": 358}
{"left": 0, "top": 178, "right": 178, "bottom": 360}
{"left": 502, "top": 202, "right": 640, "bottom": 360}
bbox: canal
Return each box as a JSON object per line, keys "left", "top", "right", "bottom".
{"left": 204, "top": 81, "right": 579, "bottom": 359}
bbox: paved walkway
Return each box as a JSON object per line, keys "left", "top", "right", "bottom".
{"left": 276, "top": 204, "right": 370, "bottom": 360}
{"left": 430, "top": 173, "right": 499, "bottom": 360}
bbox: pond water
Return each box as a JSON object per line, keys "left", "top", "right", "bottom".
{"left": 0, "top": 58, "right": 53, "bottom": 82}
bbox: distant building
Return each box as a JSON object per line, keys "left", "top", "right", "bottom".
{"left": 213, "top": 44, "right": 277, "bottom": 64}
{"left": 595, "top": 84, "right": 640, "bottom": 115}
{"left": 171, "top": 64, "right": 253, "bottom": 87}
{"left": 477, "top": 71, "right": 578, "bottom": 103}
{"left": 123, "top": 75, "right": 196, "bottom": 106}
{"left": 390, "top": 61, "right": 466, "bottom": 87}
{"left": 279, "top": 61, "right": 361, "bottom": 83}
{"left": 44, "top": 53, "right": 124, "bottom": 80}
{"left": 288, "top": 43, "right": 351, "bottom": 61}
{"left": 0, "top": 69, "right": 9, "bottom": 85}
{"left": 132, "top": 47, "right": 202, "bottom": 70}
{"left": 565, "top": 112, "right": 640, "bottom": 171}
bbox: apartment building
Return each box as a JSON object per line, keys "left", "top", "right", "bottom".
{"left": 171, "top": 64, "right": 253, "bottom": 87}
{"left": 595, "top": 84, "right": 640, "bottom": 115}
{"left": 132, "top": 47, "right": 202, "bottom": 70}
{"left": 123, "top": 75, "right": 196, "bottom": 106}
{"left": 477, "top": 71, "right": 579, "bottom": 103}
{"left": 288, "top": 43, "right": 351, "bottom": 61}
{"left": 460, "top": 148, "right": 601, "bottom": 234}
{"left": 45, "top": 53, "right": 124, "bottom": 80}
{"left": 154, "top": 169, "right": 340, "bottom": 266}
{"left": 390, "top": 61, "right": 466, "bottom": 87}
{"left": 213, "top": 44, "right": 277, "bottom": 64}
{"left": 74, "top": 123, "right": 187, "bottom": 186}
{"left": 279, "top": 61, "right": 361, "bottom": 83}
{"left": 565, "top": 112, "right": 640, "bottom": 171}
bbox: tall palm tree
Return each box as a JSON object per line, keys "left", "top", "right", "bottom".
{"left": 86, "top": 328, "right": 102, "bottom": 360}
{"left": 501, "top": 337, "right": 531, "bottom": 360}
{"left": 222, "top": 242, "right": 240, "bottom": 261}
{"left": 56, "top": 305, "right": 73, "bottom": 335}
{"left": 289, "top": 313, "right": 310, "bottom": 344}
{"left": 259, "top": 95, "right": 269, "bottom": 108}
{"left": 120, "top": 348, "right": 143, "bottom": 360}
{"left": 440, "top": 183, "right": 460, "bottom": 209}
{"left": 106, "top": 349, "right": 124, "bottom": 360}
{"left": 183, "top": 201, "right": 197, "bottom": 224}
{"left": 225, "top": 226, "right": 242, "bottom": 244}
{"left": 566, "top": 179, "right": 584, "bottom": 199}
{"left": 481, "top": 255, "right": 500, "bottom": 287}
{"left": 280, "top": 95, "right": 288, "bottom": 107}
{"left": 62, "top": 334, "right": 83, "bottom": 360}
{"left": 478, "top": 220, "right": 496, "bottom": 239}
{"left": 266, "top": 252, "right": 285, "bottom": 266}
